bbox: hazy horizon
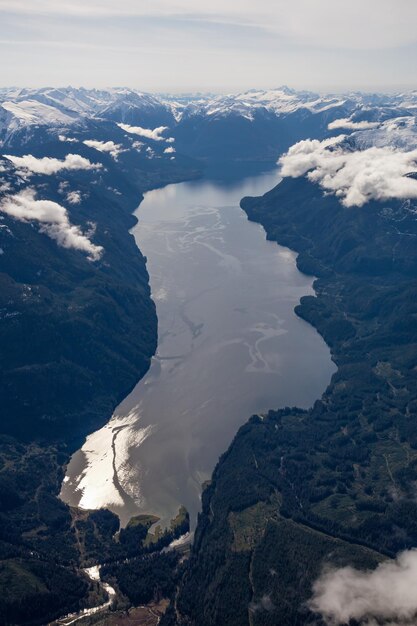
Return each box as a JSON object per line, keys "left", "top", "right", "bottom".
{"left": 1, "top": 85, "right": 416, "bottom": 96}
{"left": 1, "top": 0, "right": 417, "bottom": 92}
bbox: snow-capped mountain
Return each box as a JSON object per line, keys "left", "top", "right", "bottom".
{"left": 169, "top": 87, "right": 417, "bottom": 121}
{"left": 0, "top": 86, "right": 171, "bottom": 117}
{"left": 170, "top": 88, "right": 357, "bottom": 160}
{"left": 179, "top": 87, "right": 353, "bottom": 120}
{"left": 0, "top": 98, "right": 84, "bottom": 146}
{"left": 1, "top": 85, "right": 417, "bottom": 161}
{"left": 347, "top": 116, "right": 417, "bottom": 150}
{"left": 0, "top": 87, "right": 175, "bottom": 146}
{"left": 95, "top": 90, "right": 175, "bottom": 127}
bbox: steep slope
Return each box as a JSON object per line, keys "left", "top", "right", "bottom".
{"left": 0, "top": 111, "right": 200, "bottom": 624}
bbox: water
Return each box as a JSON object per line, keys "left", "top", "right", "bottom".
{"left": 61, "top": 168, "right": 336, "bottom": 528}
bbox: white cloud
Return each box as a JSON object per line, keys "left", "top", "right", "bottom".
{"left": 0, "top": 189, "right": 103, "bottom": 260}
{"left": 4, "top": 153, "right": 102, "bottom": 176}
{"left": 2, "top": 0, "right": 417, "bottom": 50}
{"left": 118, "top": 123, "right": 168, "bottom": 141}
{"left": 83, "top": 139, "right": 124, "bottom": 159}
{"left": 58, "top": 134, "right": 78, "bottom": 143}
{"left": 165, "top": 137, "right": 175, "bottom": 143}
{"left": 58, "top": 181, "right": 69, "bottom": 193}
{"left": 279, "top": 135, "right": 346, "bottom": 178}
{"left": 164, "top": 146, "right": 175, "bottom": 154}
{"left": 279, "top": 136, "right": 417, "bottom": 207}
{"left": 328, "top": 118, "right": 381, "bottom": 131}
{"left": 309, "top": 549, "right": 417, "bottom": 626}
{"left": 66, "top": 190, "right": 82, "bottom": 204}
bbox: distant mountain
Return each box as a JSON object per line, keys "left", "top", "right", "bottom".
{"left": 172, "top": 88, "right": 417, "bottom": 160}
{"left": 2, "top": 86, "right": 417, "bottom": 161}
{"left": 95, "top": 89, "right": 175, "bottom": 127}
{"left": 0, "top": 87, "right": 173, "bottom": 148}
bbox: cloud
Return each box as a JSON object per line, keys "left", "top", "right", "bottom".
{"left": 83, "top": 139, "right": 124, "bottom": 159}
{"left": 164, "top": 146, "right": 175, "bottom": 154}
{"left": 309, "top": 549, "right": 417, "bottom": 625}
{"left": 118, "top": 123, "right": 168, "bottom": 141}
{"left": 58, "top": 134, "right": 78, "bottom": 143}
{"left": 66, "top": 190, "right": 82, "bottom": 204}
{"left": 2, "top": 0, "right": 417, "bottom": 50}
{"left": 279, "top": 135, "right": 346, "bottom": 178}
{"left": 0, "top": 182, "right": 11, "bottom": 193}
{"left": 2, "top": 3, "right": 417, "bottom": 92}
{"left": 249, "top": 595, "right": 275, "bottom": 613}
{"left": 0, "top": 189, "right": 103, "bottom": 260}
{"left": 328, "top": 118, "right": 381, "bottom": 131}
{"left": 279, "top": 136, "right": 417, "bottom": 207}
{"left": 4, "top": 153, "right": 102, "bottom": 175}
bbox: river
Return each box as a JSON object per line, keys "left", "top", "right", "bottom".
{"left": 61, "top": 167, "right": 336, "bottom": 528}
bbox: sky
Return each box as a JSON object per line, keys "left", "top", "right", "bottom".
{"left": 1, "top": 0, "right": 417, "bottom": 93}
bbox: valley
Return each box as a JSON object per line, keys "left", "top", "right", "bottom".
{"left": 0, "top": 85, "right": 417, "bottom": 625}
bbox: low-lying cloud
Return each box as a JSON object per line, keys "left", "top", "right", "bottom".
{"left": 249, "top": 595, "right": 275, "bottom": 613}
{"left": 4, "top": 153, "right": 102, "bottom": 176}
{"left": 309, "top": 549, "right": 417, "bottom": 625}
{"left": 58, "top": 134, "right": 78, "bottom": 143}
{"left": 0, "top": 189, "right": 103, "bottom": 260}
{"left": 118, "top": 123, "right": 168, "bottom": 141}
{"left": 279, "top": 136, "right": 417, "bottom": 207}
{"left": 66, "top": 190, "right": 82, "bottom": 205}
{"left": 83, "top": 139, "right": 124, "bottom": 159}
{"left": 328, "top": 118, "right": 381, "bottom": 131}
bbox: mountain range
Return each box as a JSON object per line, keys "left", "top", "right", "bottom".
{"left": 2, "top": 86, "right": 417, "bottom": 158}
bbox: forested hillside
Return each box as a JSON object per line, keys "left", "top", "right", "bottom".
{"left": 0, "top": 131, "right": 199, "bottom": 624}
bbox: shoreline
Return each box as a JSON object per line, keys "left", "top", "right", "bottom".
{"left": 61, "top": 166, "right": 334, "bottom": 533}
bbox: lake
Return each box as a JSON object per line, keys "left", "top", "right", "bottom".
{"left": 61, "top": 168, "right": 336, "bottom": 528}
